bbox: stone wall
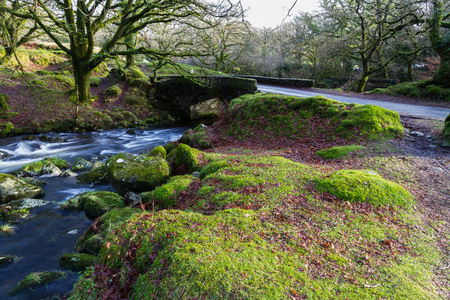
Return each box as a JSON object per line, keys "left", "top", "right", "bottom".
{"left": 233, "top": 75, "right": 314, "bottom": 87}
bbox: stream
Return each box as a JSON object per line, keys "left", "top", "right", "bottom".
{"left": 0, "top": 126, "right": 190, "bottom": 299}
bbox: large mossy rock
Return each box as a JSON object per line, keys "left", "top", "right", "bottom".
{"left": 0, "top": 174, "right": 44, "bottom": 204}
{"left": 77, "top": 161, "right": 107, "bottom": 184}
{"left": 314, "top": 170, "right": 413, "bottom": 207}
{"left": 8, "top": 271, "right": 66, "bottom": 295}
{"left": 61, "top": 191, "right": 125, "bottom": 217}
{"left": 106, "top": 153, "right": 170, "bottom": 192}
{"left": 59, "top": 253, "right": 98, "bottom": 272}
{"left": 76, "top": 207, "right": 139, "bottom": 255}
{"left": 226, "top": 94, "right": 403, "bottom": 140}
{"left": 167, "top": 143, "right": 219, "bottom": 174}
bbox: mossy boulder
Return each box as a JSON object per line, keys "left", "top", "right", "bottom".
{"left": 180, "top": 125, "right": 212, "bottom": 149}
{"left": 106, "top": 153, "right": 170, "bottom": 192}
{"left": 168, "top": 143, "right": 203, "bottom": 173}
{"left": 314, "top": 170, "right": 413, "bottom": 207}
{"left": 59, "top": 253, "right": 98, "bottom": 272}
{"left": 8, "top": 271, "right": 66, "bottom": 295}
{"left": 77, "top": 161, "right": 107, "bottom": 184}
{"left": 104, "top": 84, "right": 123, "bottom": 97}
{"left": 76, "top": 207, "right": 139, "bottom": 255}
{"left": 61, "top": 191, "right": 124, "bottom": 217}
{"left": 71, "top": 157, "right": 93, "bottom": 171}
{"left": 21, "top": 157, "right": 70, "bottom": 174}
{"left": 0, "top": 174, "right": 44, "bottom": 204}
{"left": 316, "top": 145, "right": 366, "bottom": 159}
{"left": 226, "top": 94, "right": 404, "bottom": 140}
{"left": 164, "top": 141, "right": 178, "bottom": 154}
{"left": 149, "top": 145, "right": 166, "bottom": 159}
{"left": 143, "top": 175, "right": 195, "bottom": 208}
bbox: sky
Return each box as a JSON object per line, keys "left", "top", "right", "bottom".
{"left": 239, "top": 0, "right": 321, "bottom": 28}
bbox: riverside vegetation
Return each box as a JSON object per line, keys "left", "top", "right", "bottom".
{"left": 0, "top": 46, "right": 449, "bottom": 299}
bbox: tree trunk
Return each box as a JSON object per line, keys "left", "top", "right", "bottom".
{"left": 73, "top": 61, "right": 92, "bottom": 103}
{"left": 432, "top": 55, "right": 450, "bottom": 87}
{"left": 125, "top": 33, "right": 136, "bottom": 68}
{"left": 356, "top": 73, "right": 369, "bottom": 93}
{"left": 0, "top": 47, "right": 14, "bottom": 64}
{"left": 429, "top": 0, "right": 450, "bottom": 87}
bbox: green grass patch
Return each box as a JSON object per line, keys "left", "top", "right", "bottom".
{"left": 314, "top": 169, "right": 414, "bottom": 208}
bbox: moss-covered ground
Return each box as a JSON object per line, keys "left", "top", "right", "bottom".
{"left": 69, "top": 140, "right": 449, "bottom": 299}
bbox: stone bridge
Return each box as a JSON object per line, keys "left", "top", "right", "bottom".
{"left": 154, "top": 76, "right": 257, "bottom": 121}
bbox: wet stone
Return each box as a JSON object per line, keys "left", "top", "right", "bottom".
{"left": 410, "top": 131, "right": 424, "bottom": 137}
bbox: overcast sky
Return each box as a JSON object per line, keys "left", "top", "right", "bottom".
{"left": 239, "top": 0, "right": 321, "bottom": 28}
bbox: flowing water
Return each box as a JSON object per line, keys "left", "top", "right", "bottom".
{"left": 0, "top": 127, "right": 189, "bottom": 299}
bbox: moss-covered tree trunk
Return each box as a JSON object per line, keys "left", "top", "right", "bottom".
{"left": 125, "top": 33, "right": 136, "bottom": 68}
{"left": 72, "top": 60, "right": 92, "bottom": 103}
{"left": 429, "top": 0, "right": 450, "bottom": 87}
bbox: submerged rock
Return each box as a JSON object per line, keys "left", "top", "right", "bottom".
{"left": 61, "top": 191, "right": 125, "bottom": 217}
{"left": 8, "top": 271, "right": 66, "bottom": 295}
{"left": 0, "top": 255, "right": 14, "bottom": 266}
{"left": 41, "top": 164, "right": 62, "bottom": 176}
{"left": 0, "top": 174, "right": 44, "bottom": 204}
{"left": 59, "top": 253, "right": 98, "bottom": 272}
{"left": 0, "top": 150, "right": 11, "bottom": 160}
{"left": 71, "top": 157, "right": 93, "bottom": 171}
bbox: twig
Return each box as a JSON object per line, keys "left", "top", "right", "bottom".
{"left": 364, "top": 284, "right": 381, "bottom": 288}
{"left": 439, "top": 263, "right": 450, "bottom": 270}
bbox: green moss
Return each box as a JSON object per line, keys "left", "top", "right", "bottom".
{"left": 61, "top": 191, "right": 124, "bottom": 217}
{"left": 8, "top": 271, "right": 66, "bottom": 295}
{"left": 172, "top": 143, "right": 203, "bottom": 173}
{"left": 77, "top": 162, "right": 107, "bottom": 184}
{"left": 226, "top": 94, "right": 403, "bottom": 140}
{"left": 316, "top": 145, "right": 366, "bottom": 159}
{"left": 90, "top": 77, "right": 101, "bottom": 87}
{"left": 104, "top": 84, "right": 122, "bottom": 97}
{"left": 22, "top": 157, "right": 70, "bottom": 174}
{"left": 152, "top": 175, "right": 194, "bottom": 208}
{"left": 106, "top": 153, "right": 170, "bottom": 192}
{"left": 83, "top": 191, "right": 125, "bottom": 217}
{"left": 369, "top": 81, "right": 450, "bottom": 102}
{"left": 59, "top": 253, "right": 98, "bottom": 272}
{"left": 0, "top": 122, "right": 14, "bottom": 137}
{"left": 149, "top": 145, "right": 166, "bottom": 159}
{"left": 123, "top": 87, "right": 147, "bottom": 106}
{"left": 76, "top": 207, "right": 140, "bottom": 255}
{"left": 126, "top": 66, "right": 146, "bottom": 79}
{"left": 0, "top": 173, "right": 45, "bottom": 203}
{"left": 164, "top": 142, "right": 178, "bottom": 154}
{"left": 314, "top": 169, "right": 414, "bottom": 207}
{"left": 334, "top": 104, "right": 403, "bottom": 138}
{"left": 0, "top": 93, "right": 10, "bottom": 112}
